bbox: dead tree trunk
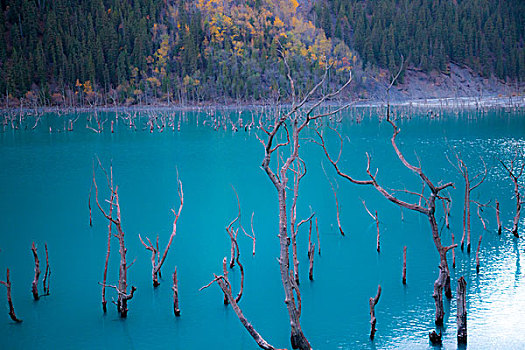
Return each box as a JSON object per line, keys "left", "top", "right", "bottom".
{"left": 449, "top": 153, "right": 487, "bottom": 253}
{"left": 319, "top": 114, "right": 457, "bottom": 325}
{"left": 42, "top": 243, "right": 50, "bottom": 296}
{"left": 102, "top": 174, "right": 113, "bottom": 312}
{"left": 201, "top": 258, "right": 277, "bottom": 350}
{"left": 0, "top": 269, "right": 22, "bottom": 323}
{"left": 496, "top": 200, "right": 502, "bottom": 234}
{"left": 476, "top": 235, "right": 482, "bottom": 273}
{"left": 322, "top": 161, "right": 344, "bottom": 236}
{"left": 173, "top": 267, "right": 180, "bottom": 316}
{"left": 139, "top": 179, "right": 183, "bottom": 287}
{"left": 93, "top": 161, "right": 136, "bottom": 317}
{"left": 361, "top": 199, "right": 380, "bottom": 253}
{"left": 258, "top": 54, "right": 353, "bottom": 350}
{"left": 500, "top": 151, "right": 523, "bottom": 237}
{"left": 402, "top": 246, "right": 407, "bottom": 284}
{"left": 369, "top": 285, "right": 381, "bottom": 340}
{"left": 457, "top": 277, "right": 467, "bottom": 343}
{"left": 31, "top": 242, "right": 40, "bottom": 300}
{"left": 451, "top": 233, "right": 456, "bottom": 268}
{"left": 308, "top": 220, "right": 315, "bottom": 281}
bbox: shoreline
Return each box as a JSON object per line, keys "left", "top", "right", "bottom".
{"left": 1, "top": 95, "right": 524, "bottom": 114}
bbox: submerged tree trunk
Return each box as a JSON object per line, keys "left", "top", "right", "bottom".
{"left": 42, "top": 243, "right": 50, "bottom": 296}
{"left": 369, "top": 285, "right": 381, "bottom": 340}
{"left": 31, "top": 242, "right": 40, "bottom": 300}
{"left": 0, "top": 269, "right": 22, "bottom": 323}
{"left": 402, "top": 246, "right": 407, "bottom": 285}
{"left": 173, "top": 267, "right": 180, "bottom": 316}
{"left": 457, "top": 277, "right": 467, "bottom": 343}
{"left": 496, "top": 200, "right": 502, "bottom": 235}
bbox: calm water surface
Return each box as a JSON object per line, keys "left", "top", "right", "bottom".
{"left": 0, "top": 108, "right": 524, "bottom": 349}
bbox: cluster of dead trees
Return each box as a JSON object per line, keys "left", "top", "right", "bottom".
{"left": 91, "top": 160, "right": 183, "bottom": 318}
{"left": 0, "top": 242, "right": 51, "bottom": 323}
{"left": 3, "top": 66, "right": 522, "bottom": 350}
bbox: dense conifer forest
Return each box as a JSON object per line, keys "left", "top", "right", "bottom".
{"left": 0, "top": 0, "right": 523, "bottom": 105}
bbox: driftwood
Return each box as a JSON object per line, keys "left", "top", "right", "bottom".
{"left": 93, "top": 160, "right": 136, "bottom": 317}
{"left": 500, "top": 151, "right": 524, "bottom": 238}
{"left": 451, "top": 233, "right": 456, "bottom": 268}
{"left": 139, "top": 178, "right": 184, "bottom": 287}
{"left": 201, "top": 258, "right": 277, "bottom": 350}
{"left": 0, "top": 269, "right": 22, "bottom": 323}
{"left": 31, "top": 242, "right": 40, "bottom": 300}
{"left": 369, "top": 285, "right": 381, "bottom": 340}
{"left": 173, "top": 267, "right": 180, "bottom": 316}
{"left": 457, "top": 277, "right": 467, "bottom": 343}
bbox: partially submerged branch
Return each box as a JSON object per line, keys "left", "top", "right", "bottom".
{"left": 0, "top": 269, "right": 22, "bottom": 323}
{"left": 31, "top": 242, "right": 40, "bottom": 300}
{"left": 201, "top": 258, "right": 277, "bottom": 350}
{"left": 369, "top": 285, "right": 382, "bottom": 340}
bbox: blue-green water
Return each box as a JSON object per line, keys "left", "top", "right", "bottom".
{"left": 0, "top": 108, "right": 524, "bottom": 349}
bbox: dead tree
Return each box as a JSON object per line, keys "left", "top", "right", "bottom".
{"left": 451, "top": 233, "right": 456, "bottom": 268}
{"left": 402, "top": 246, "right": 407, "bottom": 284}
{"left": 476, "top": 235, "right": 482, "bottom": 273}
{"left": 42, "top": 243, "right": 50, "bottom": 296}
{"left": 257, "top": 52, "right": 353, "bottom": 350}
{"left": 457, "top": 277, "right": 467, "bottom": 343}
{"left": 0, "top": 269, "right": 22, "bottom": 323}
{"left": 201, "top": 258, "right": 277, "bottom": 350}
{"left": 31, "top": 242, "right": 40, "bottom": 300}
{"left": 320, "top": 116, "right": 456, "bottom": 325}
{"left": 449, "top": 152, "right": 487, "bottom": 252}
{"left": 361, "top": 199, "right": 380, "bottom": 253}
{"left": 308, "top": 220, "right": 315, "bottom": 281}
{"left": 369, "top": 285, "right": 381, "bottom": 340}
{"left": 173, "top": 267, "right": 180, "bottom": 316}
{"left": 222, "top": 187, "right": 246, "bottom": 304}
{"left": 139, "top": 179, "right": 184, "bottom": 287}
{"left": 321, "top": 161, "right": 345, "bottom": 235}
{"left": 496, "top": 199, "right": 502, "bottom": 234}
{"left": 93, "top": 161, "right": 136, "bottom": 317}
{"left": 365, "top": 119, "right": 456, "bottom": 325}
{"left": 500, "top": 151, "right": 524, "bottom": 238}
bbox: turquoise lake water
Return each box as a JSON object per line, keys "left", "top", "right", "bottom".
{"left": 0, "top": 107, "right": 524, "bottom": 349}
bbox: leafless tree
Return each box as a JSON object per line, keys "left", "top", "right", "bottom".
{"left": 361, "top": 199, "right": 380, "bottom": 253}
{"left": 0, "top": 269, "right": 22, "bottom": 323}
{"left": 31, "top": 242, "right": 40, "bottom": 300}
{"left": 173, "top": 267, "right": 180, "bottom": 316}
{"left": 139, "top": 178, "right": 183, "bottom": 287}
{"left": 500, "top": 150, "right": 524, "bottom": 237}
{"left": 42, "top": 243, "right": 50, "bottom": 296}
{"left": 369, "top": 285, "right": 382, "bottom": 340}
{"left": 448, "top": 152, "right": 487, "bottom": 252}
{"left": 93, "top": 160, "right": 136, "bottom": 317}
{"left": 256, "top": 51, "right": 353, "bottom": 349}
{"left": 402, "top": 246, "right": 407, "bottom": 284}
{"left": 319, "top": 115, "right": 456, "bottom": 325}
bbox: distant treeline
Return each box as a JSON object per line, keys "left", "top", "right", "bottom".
{"left": 0, "top": 0, "right": 523, "bottom": 106}
{"left": 315, "top": 0, "right": 525, "bottom": 81}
